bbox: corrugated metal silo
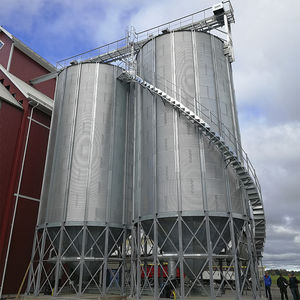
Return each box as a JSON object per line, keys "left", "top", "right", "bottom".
{"left": 133, "top": 31, "right": 246, "bottom": 283}
{"left": 28, "top": 62, "right": 132, "bottom": 295}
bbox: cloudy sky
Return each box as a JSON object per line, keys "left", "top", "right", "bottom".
{"left": 1, "top": 0, "right": 299, "bottom": 270}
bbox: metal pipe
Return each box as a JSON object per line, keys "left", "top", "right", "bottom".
{"left": 7, "top": 42, "right": 14, "bottom": 71}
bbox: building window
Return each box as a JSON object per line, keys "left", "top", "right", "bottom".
{"left": 0, "top": 40, "right": 4, "bottom": 50}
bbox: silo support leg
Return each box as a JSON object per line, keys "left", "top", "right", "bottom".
{"left": 130, "top": 226, "right": 136, "bottom": 298}
{"left": 53, "top": 226, "right": 64, "bottom": 296}
{"left": 153, "top": 218, "right": 158, "bottom": 300}
{"left": 245, "top": 222, "right": 259, "bottom": 298}
{"left": 205, "top": 215, "right": 216, "bottom": 300}
{"left": 78, "top": 224, "right": 87, "bottom": 295}
{"left": 102, "top": 226, "right": 109, "bottom": 295}
{"left": 229, "top": 217, "right": 242, "bottom": 300}
{"left": 136, "top": 222, "right": 141, "bottom": 300}
{"left": 121, "top": 228, "right": 127, "bottom": 296}
{"left": 178, "top": 214, "right": 185, "bottom": 300}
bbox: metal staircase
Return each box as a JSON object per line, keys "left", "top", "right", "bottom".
{"left": 118, "top": 71, "right": 265, "bottom": 258}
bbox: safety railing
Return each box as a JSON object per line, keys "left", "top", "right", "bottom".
{"left": 136, "top": 0, "right": 233, "bottom": 42}
{"left": 56, "top": 37, "right": 128, "bottom": 68}
{"left": 135, "top": 71, "right": 262, "bottom": 200}
{"left": 56, "top": 1, "right": 234, "bottom": 69}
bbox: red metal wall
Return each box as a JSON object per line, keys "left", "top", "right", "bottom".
{"left": 0, "top": 101, "right": 23, "bottom": 231}
{"left": 0, "top": 99, "right": 27, "bottom": 293}
{"left": 0, "top": 72, "right": 27, "bottom": 275}
{"left": 1, "top": 108, "right": 50, "bottom": 294}
{"left": 9, "top": 47, "right": 55, "bottom": 99}
{"left": 0, "top": 53, "right": 53, "bottom": 293}
{"left": 0, "top": 32, "right": 12, "bottom": 68}
{"left": 20, "top": 109, "right": 50, "bottom": 198}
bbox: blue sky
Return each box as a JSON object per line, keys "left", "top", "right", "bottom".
{"left": 1, "top": 0, "right": 300, "bottom": 270}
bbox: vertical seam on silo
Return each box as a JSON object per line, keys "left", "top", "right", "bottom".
{"left": 122, "top": 77, "right": 129, "bottom": 226}
{"left": 223, "top": 162, "right": 232, "bottom": 214}
{"left": 137, "top": 47, "right": 143, "bottom": 221}
{"left": 192, "top": 30, "right": 200, "bottom": 115}
{"left": 153, "top": 37, "right": 157, "bottom": 217}
{"left": 226, "top": 60, "right": 241, "bottom": 158}
{"left": 211, "top": 35, "right": 222, "bottom": 135}
{"left": 172, "top": 31, "right": 185, "bottom": 299}
{"left": 43, "top": 70, "right": 62, "bottom": 225}
{"left": 171, "top": 32, "right": 182, "bottom": 213}
{"left": 106, "top": 66, "right": 117, "bottom": 224}
{"left": 152, "top": 36, "right": 159, "bottom": 299}
{"left": 192, "top": 30, "right": 207, "bottom": 212}
{"left": 132, "top": 79, "right": 137, "bottom": 224}
{"left": 63, "top": 64, "right": 82, "bottom": 223}
{"left": 54, "top": 63, "right": 82, "bottom": 296}
{"left": 199, "top": 135, "right": 208, "bottom": 210}
{"left": 85, "top": 63, "right": 99, "bottom": 223}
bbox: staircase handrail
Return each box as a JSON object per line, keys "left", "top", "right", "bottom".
{"left": 138, "top": 72, "right": 262, "bottom": 199}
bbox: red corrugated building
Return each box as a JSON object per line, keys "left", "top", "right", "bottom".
{"left": 0, "top": 26, "right": 56, "bottom": 295}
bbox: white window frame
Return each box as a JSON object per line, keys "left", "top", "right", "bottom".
{"left": 0, "top": 40, "right": 4, "bottom": 50}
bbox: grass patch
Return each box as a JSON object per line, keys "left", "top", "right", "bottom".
{"left": 270, "top": 275, "right": 300, "bottom": 284}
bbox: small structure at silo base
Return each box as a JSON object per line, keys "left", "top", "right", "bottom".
{"left": 26, "top": 1, "right": 266, "bottom": 300}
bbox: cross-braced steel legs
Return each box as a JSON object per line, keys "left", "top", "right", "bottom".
{"left": 132, "top": 215, "right": 260, "bottom": 300}
{"left": 26, "top": 225, "right": 130, "bottom": 296}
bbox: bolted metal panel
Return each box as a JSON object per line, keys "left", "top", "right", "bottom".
{"left": 135, "top": 31, "right": 244, "bottom": 222}
{"left": 29, "top": 62, "right": 132, "bottom": 296}
{"left": 133, "top": 31, "right": 249, "bottom": 298}
{"left": 38, "top": 63, "right": 130, "bottom": 226}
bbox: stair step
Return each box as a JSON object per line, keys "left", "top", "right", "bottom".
{"left": 252, "top": 205, "right": 263, "bottom": 210}
{"left": 239, "top": 174, "right": 251, "bottom": 180}
{"left": 223, "top": 150, "right": 234, "bottom": 156}
{"left": 219, "top": 144, "right": 229, "bottom": 150}
{"left": 236, "top": 168, "right": 247, "bottom": 174}
{"left": 211, "top": 135, "right": 221, "bottom": 142}
{"left": 244, "top": 181, "right": 254, "bottom": 186}
{"left": 133, "top": 75, "right": 265, "bottom": 252}
{"left": 246, "top": 187, "right": 258, "bottom": 196}
{"left": 231, "top": 160, "right": 241, "bottom": 166}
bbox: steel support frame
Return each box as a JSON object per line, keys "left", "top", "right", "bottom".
{"left": 26, "top": 225, "right": 129, "bottom": 296}
{"left": 132, "top": 211, "right": 260, "bottom": 300}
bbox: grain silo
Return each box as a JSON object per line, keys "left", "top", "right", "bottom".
{"left": 27, "top": 63, "right": 133, "bottom": 295}
{"left": 132, "top": 29, "right": 254, "bottom": 299}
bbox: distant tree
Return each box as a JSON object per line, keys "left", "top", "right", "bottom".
{"left": 266, "top": 269, "right": 300, "bottom": 277}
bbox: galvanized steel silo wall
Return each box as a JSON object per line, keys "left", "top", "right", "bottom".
{"left": 31, "top": 62, "right": 132, "bottom": 294}
{"left": 134, "top": 31, "right": 246, "bottom": 279}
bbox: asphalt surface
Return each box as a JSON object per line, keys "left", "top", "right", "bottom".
{"left": 261, "top": 286, "right": 295, "bottom": 300}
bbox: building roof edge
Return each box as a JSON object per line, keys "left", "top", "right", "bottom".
{"left": 0, "top": 26, "right": 56, "bottom": 73}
